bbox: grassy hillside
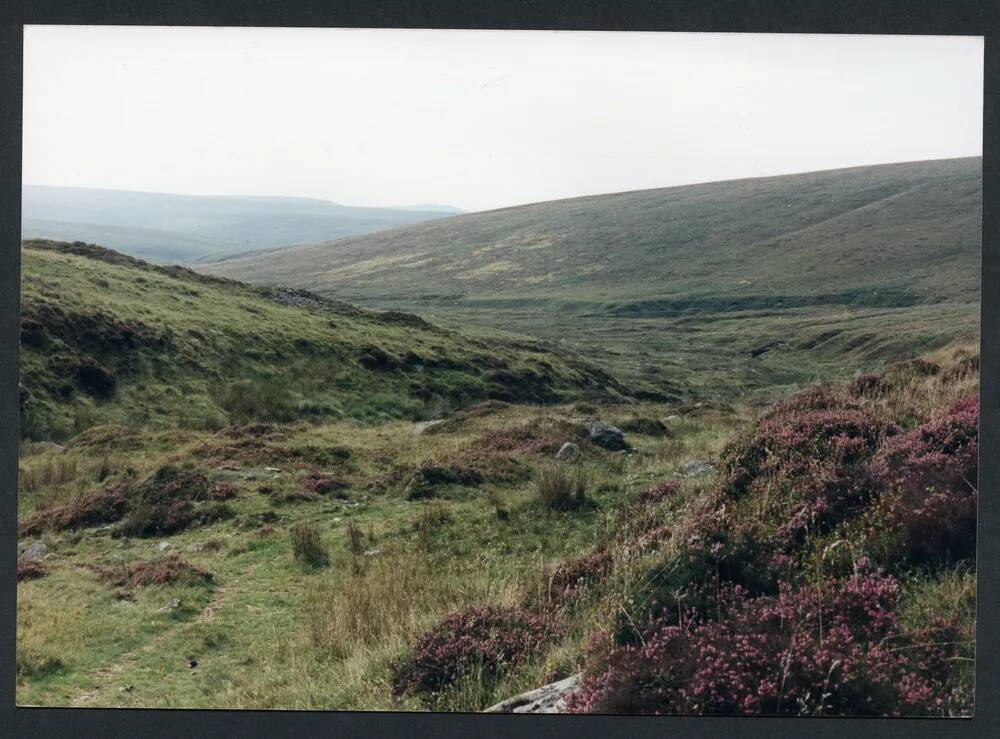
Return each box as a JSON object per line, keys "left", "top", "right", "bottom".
{"left": 18, "top": 239, "right": 628, "bottom": 442}
{"left": 22, "top": 186, "right": 462, "bottom": 263}
{"left": 17, "top": 338, "right": 978, "bottom": 713}
{"left": 204, "top": 158, "right": 981, "bottom": 399}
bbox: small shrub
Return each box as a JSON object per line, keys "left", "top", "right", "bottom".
{"left": 393, "top": 605, "right": 563, "bottom": 698}
{"left": 116, "top": 466, "right": 212, "bottom": 538}
{"left": 636, "top": 479, "right": 682, "bottom": 506}
{"left": 530, "top": 549, "right": 612, "bottom": 610}
{"left": 209, "top": 481, "right": 238, "bottom": 500}
{"left": 618, "top": 417, "right": 671, "bottom": 437}
{"left": 193, "top": 502, "right": 236, "bottom": 527}
{"left": 16, "top": 556, "right": 49, "bottom": 581}
{"left": 102, "top": 556, "right": 212, "bottom": 588}
{"left": 215, "top": 378, "right": 296, "bottom": 423}
{"left": 867, "top": 395, "right": 978, "bottom": 566}
{"left": 405, "top": 465, "right": 484, "bottom": 500}
{"left": 290, "top": 522, "right": 329, "bottom": 568}
{"left": 299, "top": 473, "right": 350, "bottom": 496}
{"left": 19, "top": 484, "right": 129, "bottom": 535}
{"left": 534, "top": 463, "right": 589, "bottom": 511}
{"left": 568, "top": 567, "right": 972, "bottom": 716}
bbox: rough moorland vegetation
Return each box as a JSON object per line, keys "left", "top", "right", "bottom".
{"left": 16, "top": 239, "right": 978, "bottom": 716}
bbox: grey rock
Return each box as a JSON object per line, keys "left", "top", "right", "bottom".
{"left": 679, "top": 459, "right": 716, "bottom": 478}
{"left": 157, "top": 598, "right": 181, "bottom": 614}
{"left": 156, "top": 541, "right": 173, "bottom": 553}
{"left": 186, "top": 542, "right": 206, "bottom": 553}
{"left": 586, "top": 421, "right": 628, "bottom": 451}
{"left": 556, "top": 442, "right": 581, "bottom": 462}
{"left": 485, "top": 673, "right": 581, "bottom": 714}
{"left": 22, "top": 540, "right": 49, "bottom": 560}
{"left": 665, "top": 415, "right": 682, "bottom": 422}
{"left": 363, "top": 548, "right": 381, "bottom": 557}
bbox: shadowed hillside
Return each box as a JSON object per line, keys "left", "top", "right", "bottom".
{"left": 204, "top": 158, "right": 981, "bottom": 400}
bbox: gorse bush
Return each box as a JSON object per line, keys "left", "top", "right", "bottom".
{"left": 290, "top": 522, "right": 329, "bottom": 568}
{"left": 535, "top": 462, "right": 590, "bottom": 510}
{"left": 568, "top": 566, "right": 972, "bottom": 716}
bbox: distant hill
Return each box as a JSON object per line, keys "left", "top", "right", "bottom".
{"left": 21, "top": 185, "right": 462, "bottom": 264}
{"left": 203, "top": 158, "right": 982, "bottom": 399}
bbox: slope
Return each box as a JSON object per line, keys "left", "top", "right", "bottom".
{"left": 18, "top": 239, "right": 628, "bottom": 442}
{"left": 203, "top": 157, "right": 982, "bottom": 398}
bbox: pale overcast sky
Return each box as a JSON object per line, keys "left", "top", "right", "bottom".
{"left": 23, "top": 26, "right": 983, "bottom": 213}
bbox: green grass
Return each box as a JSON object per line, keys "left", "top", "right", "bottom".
{"left": 19, "top": 240, "right": 627, "bottom": 441}
{"left": 204, "top": 157, "right": 981, "bottom": 400}
{"left": 16, "top": 398, "right": 739, "bottom": 709}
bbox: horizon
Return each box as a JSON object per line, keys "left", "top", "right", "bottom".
{"left": 22, "top": 153, "right": 983, "bottom": 217}
{"left": 23, "top": 27, "right": 983, "bottom": 213}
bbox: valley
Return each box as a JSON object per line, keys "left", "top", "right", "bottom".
{"left": 16, "top": 159, "right": 982, "bottom": 715}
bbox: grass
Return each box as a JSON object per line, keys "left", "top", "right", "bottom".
{"left": 16, "top": 394, "right": 732, "bottom": 709}
{"left": 19, "top": 240, "right": 627, "bottom": 442}
{"left": 204, "top": 157, "right": 981, "bottom": 401}
{"left": 16, "top": 229, "right": 979, "bottom": 713}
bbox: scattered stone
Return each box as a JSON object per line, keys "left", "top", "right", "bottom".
{"left": 586, "top": 421, "right": 628, "bottom": 451}
{"left": 186, "top": 542, "right": 206, "bottom": 553}
{"left": 665, "top": 415, "right": 682, "bottom": 422}
{"left": 264, "top": 467, "right": 282, "bottom": 473}
{"left": 187, "top": 658, "right": 198, "bottom": 669}
{"left": 679, "top": 459, "right": 716, "bottom": 478}
{"left": 485, "top": 673, "right": 581, "bottom": 714}
{"left": 22, "top": 540, "right": 49, "bottom": 561}
{"left": 363, "top": 548, "right": 381, "bottom": 557}
{"left": 157, "top": 598, "right": 180, "bottom": 614}
{"left": 555, "top": 442, "right": 581, "bottom": 462}
{"left": 156, "top": 541, "right": 173, "bottom": 553}
{"left": 108, "top": 554, "right": 125, "bottom": 564}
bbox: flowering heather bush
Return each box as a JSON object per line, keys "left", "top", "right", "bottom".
{"left": 535, "top": 549, "right": 613, "bottom": 609}
{"left": 16, "top": 556, "right": 49, "bottom": 581}
{"left": 209, "top": 481, "right": 238, "bottom": 500}
{"left": 720, "top": 405, "right": 889, "bottom": 499}
{"left": 117, "top": 466, "right": 211, "bottom": 538}
{"left": 636, "top": 479, "right": 682, "bottom": 506}
{"left": 19, "top": 483, "right": 129, "bottom": 536}
{"left": 102, "top": 555, "right": 213, "bottom": 588}
{"left": 299, "top": 473, "right": 350, "bottom": 496}
{"left": 393, "top": 605, "right": 562, "bottom": 698}
{"left": 868, "top": 395, "right": 978, "bottom": 565}
{"left": 568, "top": 568, "right": 972, "bottom": 716}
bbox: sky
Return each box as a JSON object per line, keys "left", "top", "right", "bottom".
{"left": 23, "top": 27, "right": 984, "bottom": 213}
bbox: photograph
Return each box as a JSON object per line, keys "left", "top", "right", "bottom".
{"left": 15, "top": 26, "right": 982, "bottom": 716}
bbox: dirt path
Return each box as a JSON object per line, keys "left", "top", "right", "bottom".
{"left": 69, "top": 563, "right": 259, "bottom": 707}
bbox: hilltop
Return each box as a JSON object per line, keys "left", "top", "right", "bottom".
{"left": 204, "top": 158, "right": 982, "bottom": 399}
{"left": 18, "top": 239, "right": 627, "bottom": 442}
{"left": 21, "top": 186, "right": 462, "bottom": 264}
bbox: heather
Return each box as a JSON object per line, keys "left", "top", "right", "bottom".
{"left": 15, "top": 233, "right": 978, "bottom": 714}
{"left": 567, "top": 568, "right": 972, "bottom": 716}
{"left": 392, "top": 605, "right": 563, "bottom": 702}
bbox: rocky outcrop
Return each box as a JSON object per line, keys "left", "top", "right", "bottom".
{"left": 484, "top": 673, "right": 581, "bottom": 713}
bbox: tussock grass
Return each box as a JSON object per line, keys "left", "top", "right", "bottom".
{"left": 534, "top": 463, "right": 590, "bottom": 511}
